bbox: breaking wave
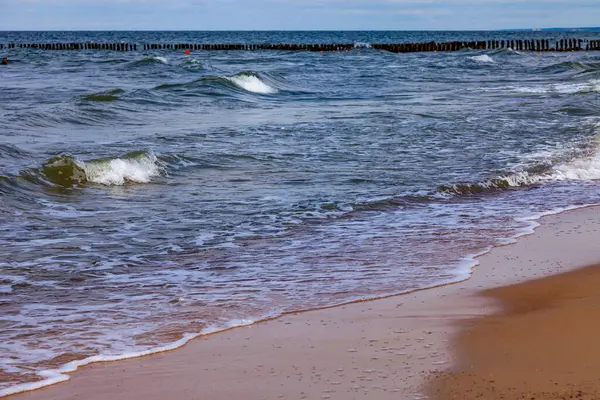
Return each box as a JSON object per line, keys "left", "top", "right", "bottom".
{"left": 154, "top": 72, "right": 280, "bottom": 95}
{"left": 469, "top": 54, "right": 494, "bottom": 63}
{"left": 514, "top": 79, "right": 600, "bottom": 95}
{"left": 37, "top": 151, "right": 161, "bottom": 187}
{"left": 440, "top": 144, "right": 600, "bottom": 195}
{"left": 224, "top": 72, "right": 278, "bottom": 94}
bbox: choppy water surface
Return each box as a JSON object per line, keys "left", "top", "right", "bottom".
{"left": 2, "top": 31, "right": 600, "bottom": 394}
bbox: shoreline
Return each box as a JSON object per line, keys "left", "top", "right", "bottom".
{"left": 7, "top": 204, "right": 600, "bottom": 399}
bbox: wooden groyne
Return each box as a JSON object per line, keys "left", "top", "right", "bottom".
{"left": 1, "top": 39, "right": 600, "bottom": 52}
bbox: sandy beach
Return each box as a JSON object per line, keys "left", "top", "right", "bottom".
{"left": 428, "top": 264, "right": 600, "bottom": 399}
{"left": 8, "top": 205, "right": 600, "bottom": 400}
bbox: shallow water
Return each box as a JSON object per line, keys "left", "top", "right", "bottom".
{"left": 2, "top": 30, "right": 600, "bottom": 394}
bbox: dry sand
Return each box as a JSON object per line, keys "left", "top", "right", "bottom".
{"left": 9, "top": 206, "right": 600, "bottom": 400}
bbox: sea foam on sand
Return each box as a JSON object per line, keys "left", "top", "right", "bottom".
{"left": 7, "top": 205, "right": 600, "bottom": 400}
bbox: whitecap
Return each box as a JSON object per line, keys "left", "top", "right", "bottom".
{"left": 515, "top": 79, "right": 600, "bottom": 95}
{"left": 470, "top": 54, "right": 494, "bottom": 63}
{"left": 226, "top": 74, "right": 278, "bottom": 94}
{"left": 153, "top": 56, "right": 168, "bottom": 64}
{"left": 78, "top": 153, "right": 161, "bottom": 186}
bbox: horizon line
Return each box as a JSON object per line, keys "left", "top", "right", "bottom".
{"left": 2, "top": 27, "right": 600, "bottom": 33}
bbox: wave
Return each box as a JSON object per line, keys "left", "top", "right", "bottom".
{"left": 80, "top": 88, "right": 124, "bottom": 102}
{"left": 132, "top": 56, "right": 168, "bottom": 65}
{"left": 0, "top": 318, "right": 261, "bottom": 398}
{"left": 180, "top": 58, "right": 206, "bottom": 71}
{"left": 439, "top": 143, "right": 600, "bottom": 195}
{"left": 314, "top": 141, "right": 600, "bottom": 215}
{"left": 514, "top": 79, "right": 600, "bottom": 95}
{"left": 0, "top": 144, "right": 28, "bottom": 159}
{"left": 7, "top": 105, "right": 126, "bottom": 129}
{"left": 224, "top": 72, "right": 278, "bottom": 94}
{"left": 469, "top": 54, "right": 494, "bottom": 63}
{"left": 95, "top": 58, "right": 129, "bottom": 64}
{"left": 439, "top": 173, "right": 540, "bottom": 195}
{"left": 35, "top": 151, "right": 161, "bottom": 187}
{"left": 154, "top": 72, "right": 280, "bottom": 95}
{"left": 540, "top": 61, "right": 600, "bottom": 75}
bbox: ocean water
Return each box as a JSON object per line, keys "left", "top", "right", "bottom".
{"left": 2, "top": 30, "right": 600, "bottom": 394}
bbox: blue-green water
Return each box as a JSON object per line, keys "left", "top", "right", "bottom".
{"left": 2, "top": 31, "right": 600, "bottom": 394}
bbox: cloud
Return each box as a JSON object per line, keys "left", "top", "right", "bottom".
{"left": 1, "top": 0, "right": 599, "bottom": 30}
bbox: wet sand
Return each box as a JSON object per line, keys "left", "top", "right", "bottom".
{"left": 428, "top": 264, "right": 600, "bottom": 400}
{"left": 9, "top": 206, "right": 600, "bottom": 400}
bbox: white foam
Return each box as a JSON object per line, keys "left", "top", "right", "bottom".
{"left": 226, "top": 74, "right": 278, "bottom": 94}
{"left": 195, "top": 232, "right": 216, "bottom": 246}
{"left": 551, "top": 154, "right": 600, "bottom": 180}
{"left": 452, "top": 202, "right": 597, "bottom": 283}
{"left": 78, "top": 153, "right": 161, "bottom": 186}
{"left": 153, "top": 56, "right": 168, "bottom": 64}
{"left": 485, "top": 134, "right": 600, "bottom": 188}
{"left": 470, "top": 54, "right": 494, "bottom": 63}
{"left": 3, "top": 195, "right": 598, "bottom": 399}
{"left": 0, "top": 319, "right": 262, "bottom": 398}
{"left": 515, "top": 79, "right": 600, "bottom": 94}
{"left": 182, "top": 58, "right": 204, "bottom": 69}
{"left": 514, "top": 149, "right": 600, "bottom": 185}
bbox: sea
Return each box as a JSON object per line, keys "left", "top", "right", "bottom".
{"left": 1, "top": 30, "right": 600, "bottom": 395}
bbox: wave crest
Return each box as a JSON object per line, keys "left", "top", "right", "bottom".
{"left": 81, "top": 89, "right": 124, "bottom": 102}
{"left": 469, "top": 54, "right": 494, "bottom": 63}
{"left": 515, "top": 79, "right": 600, "bottom": 95}
{"left": 541, "top": 61, "right": 600, "bottom": 74}
{"left": 225, "top": 72, "right": 278, "bottom": 94}
{"left": 439, "top": 173, "right": 537, "bottom": 195}
{"left": 42, "top": 154, "right": 88, "bottom": 186}
{"left": 133, "top": 56, "right": 168, "bottom": 65}
{"left": 153, "top": 72, "right": 280, "bottom": 95}
{"left": 440, "top": 145, "right": 600, "bottom": 195}
{"left": 40, "top": 151, "right": 161, "bottom": 187}
{"left": 82, "top": 151, "right": 161, "bottom": 185}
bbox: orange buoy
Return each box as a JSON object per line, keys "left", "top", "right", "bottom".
{"left": 185, "top": 49, "right": 191, "bottom": 55}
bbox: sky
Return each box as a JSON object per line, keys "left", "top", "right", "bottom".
{"left": 2, "top": 0, "right": 600, "bottom": 31}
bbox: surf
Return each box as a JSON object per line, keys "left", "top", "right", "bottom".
{"left": 36, "top": 151, "right": 162, "bottom": 187}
